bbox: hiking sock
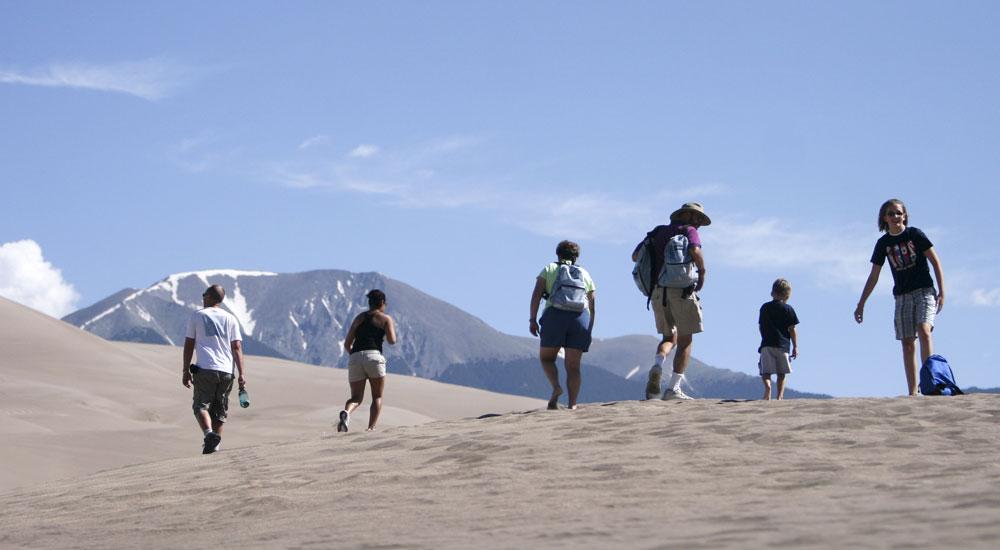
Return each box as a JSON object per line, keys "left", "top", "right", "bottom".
{"left": 668, "top": 373, "right": 684, "bottom": 391}
{"left": 203, "top": 428, "right": 212, "bottom": 436}
{"left": 654, "top": 354, "right": 666, "bottom": 368}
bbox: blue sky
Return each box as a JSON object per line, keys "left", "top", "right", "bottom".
{"left": 2, "top": 1, "right": 998, "bottom": 397}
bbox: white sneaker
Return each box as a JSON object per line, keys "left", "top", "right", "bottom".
{"left": 661, "top": 387, "right": 694, "bottom": 401}
{"left": 645, "top": 366, "right": 663, "bottom": 400}
{"left": 337, "top": 410, "right": 350, "bottom": 432}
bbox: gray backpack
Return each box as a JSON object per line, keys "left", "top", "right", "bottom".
{"left": 657, "top": 232, "right": 698, "bottom": 289}
{"left": 549, "top": 263, "right": 589, "bottom": 312}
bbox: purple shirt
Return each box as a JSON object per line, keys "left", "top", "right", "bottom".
{"left": 635, "top": 223, "right": 702, "bottom": 278}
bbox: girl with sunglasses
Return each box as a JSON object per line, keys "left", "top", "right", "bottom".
{"left": 854, "top": 198, "right": 945, "bottom": 395}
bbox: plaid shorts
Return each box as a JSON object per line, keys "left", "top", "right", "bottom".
{"left": 894, "top": 287, "right": 937, "bottom": 340}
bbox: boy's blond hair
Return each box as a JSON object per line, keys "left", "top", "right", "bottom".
{"left": 771, "top": 278, "right": 792, "bottom": 299}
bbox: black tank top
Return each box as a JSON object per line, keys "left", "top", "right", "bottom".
{"left": 351, "top": 312, "right": 386, "bottom": 353}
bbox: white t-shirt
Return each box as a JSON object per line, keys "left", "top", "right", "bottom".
{"left": 186, "top": 307, "right": 243, "bottom": 373}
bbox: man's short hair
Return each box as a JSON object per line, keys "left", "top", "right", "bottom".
{"left": 204, "top": 285, "right": 225, "bottom": 304}
{"left": 771, "top": 278, "right": 792, "bottom": 299}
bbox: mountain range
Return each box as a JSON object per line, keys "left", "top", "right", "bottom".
{"left": 63, "top": 269, "right": 829, "bottom": 400}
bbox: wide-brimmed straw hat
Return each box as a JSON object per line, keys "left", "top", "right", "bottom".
{"left": 670, "top": 202, "right": 711, "bottom": 226}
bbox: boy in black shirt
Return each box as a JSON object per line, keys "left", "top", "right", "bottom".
{"left": 759, "top": 279, "right": 799, "bottom": 400}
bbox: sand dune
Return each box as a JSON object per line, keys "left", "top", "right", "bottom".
{"left": 0, "top": 297, "right": 542, "bottom": 490}
{"left": 4, "top": 296, "right": 1000, "bottom": 548}
{"left": 2, "top": 394, "right": 1000, "bottom": 548}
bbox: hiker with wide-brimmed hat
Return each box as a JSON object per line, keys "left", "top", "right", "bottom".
{"left": 632, "top": 202, "right": 710, "bottom": 400}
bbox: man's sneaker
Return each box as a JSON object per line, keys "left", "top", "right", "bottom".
{"left": 202, "top": 432, "right": 222, "bottom": 454}
{"left": 337, "top": 410, "right": 350, "bottom": 433}
{"left": 661, "top": 387, "right": 694, "bottom": 401}
{"left": 645, "top": 366, "right": 663, "bottom": 400}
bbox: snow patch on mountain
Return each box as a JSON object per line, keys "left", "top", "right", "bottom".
{"left": 225, "top": 282, "right": 256, "bottom": 336}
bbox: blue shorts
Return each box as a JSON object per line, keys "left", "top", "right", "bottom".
{"left": 539, "top": 307, "right": 592, "bottom": 352}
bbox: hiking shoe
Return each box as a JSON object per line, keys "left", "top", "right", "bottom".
{"left": 202, "top": 432, "right": 222, "bottom": 455}
{"left": 645, "top": 366, "right": 663, "bottom": 400}
{"left": 661, "top": 387, "right": 694, "bottom": 401}
{"left": 337, "top": 410, "right": 350, "bottom": 433}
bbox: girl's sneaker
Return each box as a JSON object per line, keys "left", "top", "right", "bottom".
{"left": 337, "top": 410, "right": 350, "bottom": 432}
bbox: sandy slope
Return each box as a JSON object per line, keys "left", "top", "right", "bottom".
{"left": 2, "top": 395, "right": 1000, "bottom": 549}
{"left": 0, "top": 297, "right": 542, "bottom": 491}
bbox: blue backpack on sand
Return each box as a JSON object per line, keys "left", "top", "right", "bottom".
{"left": 919, "top": 354, "right": 964, "bottom": 396}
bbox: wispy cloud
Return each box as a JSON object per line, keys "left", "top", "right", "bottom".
{"left": 0, "top": 57, "right": 194, "bottom": 100}
{"left": 707, "top": 218, "right": 872, "bottom": 287}
{"left": 167, "top": 133, "right": 240, "bottom": 173}
{"left": 971, "top": 288, "right": 1000, "bottom": 306}
{"left": 298, "top": 135, "right": 330, "bottom": 150}
{"left": 0, "top": 240, "right": 79, "bottom": 318}
{"left": 348, "top": 144, "right": 379, "bottom": 158}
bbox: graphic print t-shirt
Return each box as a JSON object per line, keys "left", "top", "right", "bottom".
{"left": 870, "top": 227, "right": 934, "bottom": 296}
{"left": 758, "top": 300, "right": 799, "bottom": 352}
{"left": 186, "top": 307, "right": 243, "bottom": 373}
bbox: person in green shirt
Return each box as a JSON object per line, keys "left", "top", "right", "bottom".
{"left": 528, "top": 240, "right": 597, "bottom": 410}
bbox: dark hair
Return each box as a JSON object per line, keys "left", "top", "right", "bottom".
{"left": 203, "top": 285, "right": 225, "bottom": 304}
{"left": 366, "top": 289, "right": 386, "bottom": 309}
{"left": 771, "top": 278, "right": 792, "bottom": 299}
{"left": 878, "top": 199, "right": 908, "bottom": 232}
{"left": 555, "top": 240, "right": 580, "bottom": 264}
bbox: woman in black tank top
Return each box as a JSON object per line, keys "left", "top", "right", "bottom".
{"left": 351, "top": 311, "right": 386, "bottom": 353}
{"left": 338, "top": 289, "right": 397, "bottom": 432}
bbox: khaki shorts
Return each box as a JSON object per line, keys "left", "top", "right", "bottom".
{"left": 348, "top": 350, "right": 387, "bottom": 382}
{"left": 759, "top": 346, "right": 792, "bottom": 375}
{"left": 651, "top": 286, "right": 704, "bottom": 336}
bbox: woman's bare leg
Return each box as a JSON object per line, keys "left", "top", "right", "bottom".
{"left": 563, "top": 349, "right": 583, "bottom": 410}
{"left": 367, "top": 376, "right": 385, "bottom": 430}
{"left": 539, "top": 346, "right": 562, "bottom": 409}
{"left": 344, "top": 379, "right": 366, "bottom": 413}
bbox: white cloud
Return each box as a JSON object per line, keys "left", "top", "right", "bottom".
{"left": 0, "top": 240, "right": 80, "bottom": 318}
{"left": 167, "top": 133, "right": 240, "bottom": 173}
{"left": 298, "top": 135, "right": 330, "bottom": 150}
{"left": 348, "top": 144, "right": 379, "bottom": 158}
{"left": 707, "top": 218, "right": 872, "bottom": 287}
{"left": 0, "top": 57, "right": 193, "bottom": 100}
{"left": 971, "top": 289, "right": 1000, "bottom": 306}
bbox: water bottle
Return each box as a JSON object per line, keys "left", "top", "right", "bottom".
{"left": 238, "top": 386, "right": 250, "bottom": 408}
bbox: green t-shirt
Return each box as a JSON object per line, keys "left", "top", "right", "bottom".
{"left": 538, "top": 262, "right": 596, "bottom": 310}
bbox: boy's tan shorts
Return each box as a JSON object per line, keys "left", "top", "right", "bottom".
{"left": 348, "top": 350, "right": 387, "bottom": 382}
{"left": 651, "top": 286, "right": 704, "bottom": 336}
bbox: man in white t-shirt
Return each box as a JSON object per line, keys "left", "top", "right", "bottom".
{"left": 182, "top": 284, "right": 246, "bottom": 454}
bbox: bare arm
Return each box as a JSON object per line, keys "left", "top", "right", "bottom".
{"left": 925, "top": 247, "right": 945, "bottom": 313}
{"left": 587, "top": 291, "right": 596, "bottom": 334}
{"left": 231, "top": 340, "right": 246, "bottom": 388}
{"left": 383, "top": 314, "right": 398, "bottom": 345}
{"left": 529, "top": 277, "right": 546, "bottom": 337}
{"left": 789, "top": 325, "right": 798, "bottom": 360}
{"left": 344, "top": 314, "right": 363, "bottom": 353}
{"left": 690, "top": 246, "right": 706, "bottom": 291}
{"left": 854, "top": 263, "right": 882, "bottom": 323}
{"left": 182, "top": 337, "right": 195, "bottom": 388}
